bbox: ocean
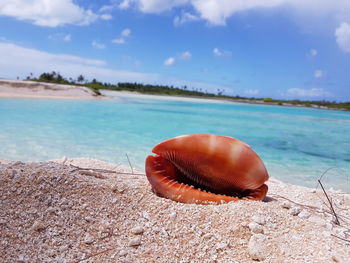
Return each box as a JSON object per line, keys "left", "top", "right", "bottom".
{"left": 1, "top": 92, "right": 349, "bottom": 191}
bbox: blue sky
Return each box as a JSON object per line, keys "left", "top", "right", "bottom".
{"left": 0, "top": 0, "right": 350, "bottom": 101}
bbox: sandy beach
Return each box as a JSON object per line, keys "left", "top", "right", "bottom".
{"left": 0, "top": 80, "right": 343, "bottom": 112}
{"left": 0, "top": 79, "right": 233, "bottom": 104}
{"left": 0, "top": 158, "right": 349, "bottom": 263}
{"left": 100, "top": 89, "right": 236, "bottom": 104}
{"left": 0, "top": 79, "right": 102, "bottom": 100}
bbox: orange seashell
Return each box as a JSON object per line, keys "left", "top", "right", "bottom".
{"left": 145, "top": 134, "right": 269, "bottom": 204}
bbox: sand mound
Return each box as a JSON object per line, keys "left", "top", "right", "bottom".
{"left": 0, "top": 159, "right": 349, "bottom": 262}
{"left": 0, "top": 79, "right": 100, "bottom": 99}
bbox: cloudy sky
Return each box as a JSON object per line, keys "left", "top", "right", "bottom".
{"left": 1, "top": 0, "right": 350, "bottom": 101}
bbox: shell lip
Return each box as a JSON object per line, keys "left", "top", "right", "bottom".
{"left": 148, "top": 154, "right": 255, "bottom": 199}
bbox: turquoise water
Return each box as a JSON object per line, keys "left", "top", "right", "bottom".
{"left": 1, "top": 93, "right": 350, "bottom": 191}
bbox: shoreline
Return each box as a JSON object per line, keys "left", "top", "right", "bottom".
{"left": 102, "top": 89, "right": 350, "bottom": 112}
{"left": 1, "top": 157, "right": 349, "bottom": 262}
{"left": 1, "top": 79, "right": 348, "bottom": 112}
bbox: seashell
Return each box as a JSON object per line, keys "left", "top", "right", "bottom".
{"left": 145, "top": 134, "right": 269, "bottom": 204}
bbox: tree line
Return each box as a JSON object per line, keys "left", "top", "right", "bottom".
{"left": 25, "top": 71, "right": 350, "bottom": 111}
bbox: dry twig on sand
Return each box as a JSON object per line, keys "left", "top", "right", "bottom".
{"left": 69, "top": 164, "right": 145, "bottom": 176}
{"left": 125, "top": 153, "right": 134, "bottom": 174}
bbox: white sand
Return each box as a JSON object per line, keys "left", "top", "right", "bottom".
{"left": 0, "top": 158, "right": 349, "bottom": 263}
{"left": 100, "top": 89, "right": 240, "bottom": 104}
{"left": 0, "top": 79, "right": 102, "bottom": 100}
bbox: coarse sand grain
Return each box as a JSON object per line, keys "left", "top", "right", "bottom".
{"left": 0, "top": 158, "right": 349, "bottom": 263}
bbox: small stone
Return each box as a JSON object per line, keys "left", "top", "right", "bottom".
{"left": 240, "top": 222, "right": 249, "bottom": 227}
{"left": 111, "top": 198, "right": 119, "bottom": 204}
{"left": 128, "top": 236, "right": 141, "bottom": 247}
{"left": 47, "top": 249, "right": 56, "bottom": 257}
{"left": 323, "top": 231, "right": 331, "bottom": 237}
{"left": 0, "top": 219, "right": 7, "bottom": 225}
{"left": 290, "top": 206, "right": 302, "bottom": 216}
{"left": 281, "top": 200, "right": 292, "bottom": 209}
{"left": 326, "top": 223, "right": 333, "bottom": 231}
{"left": 142, "top": 211, "right": 150, "bottom": 220}
{"left": 334, "top": 199, "right": 344, "bottom": 206}
{"left": 18, "top": 254, "right": 26, "bottom": 262}
{"left": 331, "top": 254, "right": 341, "bottom": 262}
{"left": 32, "top": 220, "right": 46, "bottom": 231}
{"left": 59, "top": 245, "right": 68, "bottom": 252}
{"left": 119, "top": 250, "right": 128, "bottom": 256}
{"left": 84, "top": 216, "right": 94, "bottom": 223}
{"left": 252, "top": 216, "right": 266, "bottom": 225}
{"left": 308, "top": 216, "right": 325, "bottom": 226}
{"left": 131, "top": 226, "right": 144, "bottom": 235}
{"left": 169, "top": 211, "right": 177, "bottom": 220}
{"left": 84, "top": 233, "right": 94, "bottom": 244}
{"left": 112, "top": 184, "right": 126, "bottom": 193}
{"left": 10, "top": 169, "right": 17, "bottom": 179}
{"left": 202, "top": 233, "right": 214, "bottom": 239}
{"left": 216, "top": 242, "right": 228, "bottom": 250}
{"left": 248, "top": 222, "right": 264, "bottom": 234}
{"left": 298, "top": 209, "right": 311, "bottom": 219}
{"left": 238, "top": 238, "right": 245, "bottom": 245}
{"left": 248, "top": 234, "right": 267, "bottom": 261}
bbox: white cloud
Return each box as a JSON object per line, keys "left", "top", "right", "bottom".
{"left": 335, "top": 22, "right": 350, "bottom": 53}
{"left": 119, "top": 0, "right": 131, "bottom": 10}
{"left": 48, "top": 33, "right": 71, "bottom": 42}
{"left": 112, "top": 28, "right": 131, "bottom": 44}
{"left": 0, "top": 0, "right": 98, "bottom": 27}
{"left": 286, "top": 88, "right": 332, "bottom": 98}
{"left": 213, "top": 47, "right": 232, "bottom": 57}
{"left": 179, "top": 51, "right": 192, "bottom": 59}
{"left": 121, "top": 28, "right": 131, "bottom": 37}
{"left": 0, "top": 41, "right": 153, "bottom": 83}
{"left": 173, "top": 12, "right": 200, "bottom": 26}
{"left": 63, "top": 34, "right": 71, "bottom": 42}
{"left": 314, "top": 69, "right": 324, "bottom": 78}
{"left": 0, "top": 41, "right": 229, "bottom": 94}
{"left": 99, "top": 5, "right": 114, "bottom": 12}
{"left": 244, "top": 89, "right": 259, "bottom": 95}
{"left": 112, "top": 38, "right": 125, "bottom": 44}
{"left": 213, "top": 48, "right": 221, "bottom": 56}
{"left": 164, "top": 57, "right": 175, "bottom": 66}
{"left": 92, "top": 41, "right": 106, "bottom": 49}
{"left": 100, "top": 14, "right": 113, "bottom": 20}
{"left": 310, "top": 49, "right": 318, "bottom": 56}
{"left": 163, "top": 51, "right": 191, "bottom": 65}
{"left": 191, "top": 0, "right": 290, "bottom": 26}
{"left": 134, "top": 0, "right": 189, "bottom": 14}
{"left": 117, "top": 0, "right": 350, "bottom": 36}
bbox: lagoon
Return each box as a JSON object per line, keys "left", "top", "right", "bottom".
{"left": 1, "top": 92, "right": 349, "bottom": 191}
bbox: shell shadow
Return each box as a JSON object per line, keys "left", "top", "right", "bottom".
{"left": 263, "top": 196, "right": 277, "bottom": 202}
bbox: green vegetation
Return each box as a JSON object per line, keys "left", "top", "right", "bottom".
{"left": 25, "top": 71, "right": 350, "bottom": 111}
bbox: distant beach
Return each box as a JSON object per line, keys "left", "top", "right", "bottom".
{"left": 1, "top": 80, "right": 349, "bottom": 112}
{"left": 0, "top": 79, "right": 102, "bottom": 100}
